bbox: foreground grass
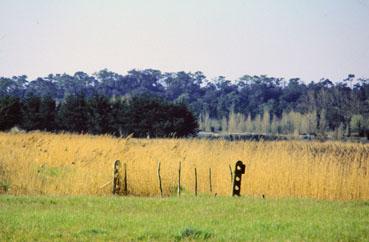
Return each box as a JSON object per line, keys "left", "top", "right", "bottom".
{"left": 0, "top": 195, "right": 368, "bottom": 241}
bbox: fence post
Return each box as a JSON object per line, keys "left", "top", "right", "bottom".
{"left": 229, "top": 164, "right": 233, "bottom": 185}
{"left": 177, "top": 161, "right": 181, "bottom": 197}
{"left": 157, "top": 161, "right": 163, "bottom": 197}
{"left": 194, "top": 167, "right": 198, "bottom": 196}
{"left": 123, "top": 162, "right": 128, "bottom": 195}
{"left": 209, "top": 168, "right": 212, "bottom": 193}
{"left": 232, "top": 160, "right": 246, "bottom": 196}
{"left": 113, "top": 160, "right": 122, "bottom": 195}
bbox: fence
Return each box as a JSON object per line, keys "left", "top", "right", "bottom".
{"left": 112, "top": 159, "right": 247, "bottom": 197}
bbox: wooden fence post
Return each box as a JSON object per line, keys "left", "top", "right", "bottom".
{"left": 209, "top": 168, "right": 212, "bottom": 193}
{"left": 194, "top": 167, "right": 198, "bottom": 196}
{"left": 157, "top": 161, "right": 163, "bottom": 197}
{"left": 232, "top": 160, "right": 246, "bottom": 196}
{"left": 229, "top": 164, "right": 233, "bottom": 185}
{"left": 177, "top": 162, "right": 181, "bottom": 197}
{"left": 123, "top": 162, "right": 128, "bottom": 195}
{"left": 113, "top": 160, "right": 122, "bottom": 195}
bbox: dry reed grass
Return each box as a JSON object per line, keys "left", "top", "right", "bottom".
{"left": 0, "top": 132, "right": 368, "bottom": 200}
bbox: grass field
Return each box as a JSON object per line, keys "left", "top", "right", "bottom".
{"left": 1, "top": 195, "right": 368, "bottom": 241}
{"left": 1, "top": 132, "right": 369, "bottom": 200}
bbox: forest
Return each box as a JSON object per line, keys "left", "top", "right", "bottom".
{"left": 1, "top": 70, "right": 369, "bottom": 139}
{"left": 0, "top": 94, "right": 198, "bottom": 137}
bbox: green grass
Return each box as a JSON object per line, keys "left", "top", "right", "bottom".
{"left": 0, "top": 195, "right": 368, "bottom": 241}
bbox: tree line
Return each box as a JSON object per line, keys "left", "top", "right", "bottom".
{"left": 1, "top": 70, "right": 369, "bottom": 138}
{"left": 0, "top": 94, "right": 198, "bottom": 138}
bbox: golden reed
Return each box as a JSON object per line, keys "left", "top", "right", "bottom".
{"left": 0, "top": 132, "right": 368, "bottom": 200}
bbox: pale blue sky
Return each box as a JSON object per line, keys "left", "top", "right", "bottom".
{"left": 1, "top": 0, "right": 369, "bottom": 81}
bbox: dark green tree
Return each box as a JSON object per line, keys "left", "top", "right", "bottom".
{"left": 20, "top": 95, "right": 57, "bottom": 131}
{"left": 110, "top": 98, "right": 129, "bottom": 136}
{"left": 0, "top": 96, "right": 22, "bottom": 130}
{"left": 20, "top": 95, "right": 42, "bottom": 131}
{"left": 39, "top": 96, "right": 57, "bottom": 131}
{"left": 125, "top": 95, "right": 198, "bottom": 137}
{"left": 87, "top": 95, "right": 113, "bottom": 134}
{"left": 57, "top": 95, "right": 89, "bottom": 133}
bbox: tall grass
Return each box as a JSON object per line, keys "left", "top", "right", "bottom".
{"left": 0, "top": 132, "right": 368, "bottom": 200}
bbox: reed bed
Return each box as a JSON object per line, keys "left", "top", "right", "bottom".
{"left": 0, "top": 132, "right": 368, "bottom": 200}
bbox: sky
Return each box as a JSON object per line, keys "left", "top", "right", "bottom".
{"left": 1, "top": 0, "right": 369, "bottom": 82}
